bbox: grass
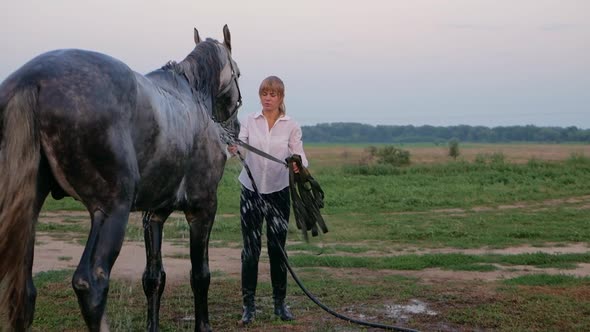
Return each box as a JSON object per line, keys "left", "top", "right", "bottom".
{"left": 31, "top": 268, "right": 590, "bottom": 331}
{"left": 42, "top": 197, "right": 85, "bottom": 211}
{"left": 29, "top": 143, "right": 590, "bottom": 331}
{"left": 36, "top": 222, "right": 88, "bottom": 234}
{"left": 446, "top": 277, "right": 590, "bottom": 331}
{"left": 32, "top": 269, "right": 426, "bottom": 331}
{"left": 503, "top": 274, "right": 590, "bottom": 286}
{"left": 32, "top": 270, "right": 83, "bottom": 330}
{"left": 40, "top": 147, "right": 590, "bottom": 216}
{"left": 288, "top": 252, "right": 590, "bottom": 271}
{"left": 328, "top": 158, "right": 590, "bottom": 213}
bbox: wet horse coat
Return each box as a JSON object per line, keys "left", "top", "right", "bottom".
{"left": 0, "top": 26, "right": 240, "bottom": 331}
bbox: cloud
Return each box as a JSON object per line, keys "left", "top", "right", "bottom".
{"left": 441, "top": 23, "right": 502, "bottom": 31}
{"left": 539, "top": 23, "right": 579, "bottom": 31}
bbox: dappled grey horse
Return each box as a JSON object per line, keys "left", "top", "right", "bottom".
{"left": 0, "top": 25, "right": 241, "bottom": 332}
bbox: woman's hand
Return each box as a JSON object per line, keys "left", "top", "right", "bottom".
{"left": 292, "top": 162, "right": 300, "bottom": 173}
{"left": 227, "top": 145, "right": 238, "bottom": 155}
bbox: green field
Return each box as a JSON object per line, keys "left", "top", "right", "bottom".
{"left": 31, "top": 143, "right": 590, "bottom": 331}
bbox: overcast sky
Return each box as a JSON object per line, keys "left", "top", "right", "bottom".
{"left": 1, "top": 0, "right": 588, "bottom": 128}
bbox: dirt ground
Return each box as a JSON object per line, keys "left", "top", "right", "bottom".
{"left": 31, "top": 198, "right": 590, "bottom": 331}
{"left": 307, "top": 143, "right": 590, "bottom": 166}
{"left": 33, "top": 211, "right": 590, "bottom": 285}
{"left": 34, "top": 232, "right": 246, "bottom": 283}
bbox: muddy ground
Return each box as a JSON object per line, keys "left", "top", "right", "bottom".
{"left": 34, "top": 211, "right": 590, "bottom": 285}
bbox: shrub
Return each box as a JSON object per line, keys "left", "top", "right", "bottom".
{"left": 489, "top": 152, "right": 506, "bottom": 164}
{"left": 475, "top": 152, "right": 506, "bottom": 165}
{"left": 359, "top": 146, "right": 378, "bottom": 165}
{"left": 474, "top": 153, "right": 487, "bottom": 164}
{"left": 567, "top": 152, "right": 590, "bottom": 165}
{"left": 374, "top": 145, "right": 411, "bottom": 166}
{"left": 448, "top": 139, "right": 460, "bottom": 159}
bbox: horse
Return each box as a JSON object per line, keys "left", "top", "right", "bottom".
{"left": 0, "top": 25, "right": 241, "bottom": 332}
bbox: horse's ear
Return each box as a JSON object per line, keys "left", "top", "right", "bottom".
{"left": 223, "top": 24, "right": 231, "bottom": 52}
{"left": 194, "top": 28, "right": 202, "bottom": 45}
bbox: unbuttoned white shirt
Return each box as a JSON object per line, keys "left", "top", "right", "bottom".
{"left": 238, "top": 112, "right": 309, "bottom": 194}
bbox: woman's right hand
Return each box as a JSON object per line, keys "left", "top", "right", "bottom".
{"left": 227, "top": 145, "right": 238, "bottom": 155}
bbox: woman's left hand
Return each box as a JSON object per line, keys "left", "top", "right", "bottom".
{"left": 227, "top": 145, "right": 238, "bottom": 155}
{"left": 292, "top": 162, "right": 300, "bottom": 173}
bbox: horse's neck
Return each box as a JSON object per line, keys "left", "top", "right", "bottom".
{"left": 145, "top": 62, "right": 211, "bottom": 111}
{"left": 143, "top": 57, "right": 224, "bottom": 143}
{"left": 176, "top": 61, "right": 197, "bottom": 88}
{"left": 139, "top": 70, "right": 214, "bottom": 136}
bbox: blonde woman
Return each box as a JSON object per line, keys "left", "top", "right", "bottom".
{"left": 229, "top": 76, "right": 308, "bottom": 324}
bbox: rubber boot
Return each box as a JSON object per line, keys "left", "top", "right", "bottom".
{"left": 241, "top": 290, "right": 256, "bottom": 325}
{"left": 241, "top": 258, "right": 258, "bottom": 325}
{"left": 272, "top": 274, "right": 293, "bottom": 321}
{"left": 270, "top": 236, "right": 294, "bottom": 321}
{"left": 273, "top": 298, "right": 294, "bottom": 321}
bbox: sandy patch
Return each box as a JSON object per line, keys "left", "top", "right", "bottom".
{"left": 34, "top": 235, "right": 264, "bottom": 284}
{"left": 34, "top": 234, "right": 589, "bottom": 286}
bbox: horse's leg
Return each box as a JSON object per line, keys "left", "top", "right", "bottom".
{"left": 185, "top": 198, "right": 217, "bottom": 332}
{"left": 17, "top": 162, "right": 51, "bottom": 329}
{"left": 72, "top": 201, "right": 132, "bottom": 332}
{"left": 142, "top": 209, "right": 172, "bottom": 332}
{"left": 19, "top": 235, "right": 38, "bottom": 330}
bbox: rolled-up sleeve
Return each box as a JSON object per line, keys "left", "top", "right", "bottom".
{"left": 238, "top": 116, "right": 249, "bottom": 142}
{"left": 289, "top": 124, "right": 309, "bottom": 167}
{"left": 237, "top": 116, "right": 250, "bottom": 155}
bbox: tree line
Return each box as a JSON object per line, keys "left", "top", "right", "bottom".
{"left": 301, "top": 123, "right": 590, "bottom": 143}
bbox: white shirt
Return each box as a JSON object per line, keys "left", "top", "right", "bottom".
{"left": 238, "top": 112, "right": 309, "bottom": 194}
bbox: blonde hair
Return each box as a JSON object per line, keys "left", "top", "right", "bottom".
{"left": 259, "top": 76, "right": 286, "bottom": 114}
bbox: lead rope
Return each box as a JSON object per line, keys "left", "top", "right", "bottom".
{"left": 235, "top": 151, "right": 420, "bottom": 332}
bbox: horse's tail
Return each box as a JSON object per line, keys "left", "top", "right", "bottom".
{"left": 0, "top": 86, "right": 41, "bottom": 326}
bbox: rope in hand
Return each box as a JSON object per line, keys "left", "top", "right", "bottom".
{"left": 234, "top": 150, "right": 420, "bottom": 332}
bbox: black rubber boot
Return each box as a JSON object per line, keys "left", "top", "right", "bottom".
{"left": 270, "top": 241, "right": 293, "bottom": 321}
{"left": 241, "top": 292, "right": 256, "bottom": 325}
{"left": 273, "top": 298, "right": 294, "bottom": 321}
{"left": 241, "top": 257, "right": 258, "bottom": 325}
{"left": 271, "top": 272, "right": 293, "bottom": 321}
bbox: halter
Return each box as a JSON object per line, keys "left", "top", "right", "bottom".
{"left": 217, "top": 48, "right": 242, "bottom": 120}
{"left": 169, "top": 44, "right": 242, "bottom": 124}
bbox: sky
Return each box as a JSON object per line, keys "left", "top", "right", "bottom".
{"left": 1, "top": 0, "right": 588, "bottom": 128}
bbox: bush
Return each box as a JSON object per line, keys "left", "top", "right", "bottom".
{"left": 448, "top": 139, "right": 460, "bottom": 159}
{"left": 374, "top": 145, "right": 411, "bottom": 166}
{"left": 475, "top": 152, "right": 506, "bottom": 165}
{"left": 567, "top": 152, "right": 590, "bottom": 165}
{"left": 489, "top": 152, "right": 506, "bottom": 164}
{"left": 359, "top": 146, "right": 378, "bottom": 165}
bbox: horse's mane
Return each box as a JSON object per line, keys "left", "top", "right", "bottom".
{"left": 161, "top": 38, "right": 224, "bottom": 98}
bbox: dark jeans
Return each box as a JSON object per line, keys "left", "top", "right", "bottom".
{"left": 240, "top": 186, "right": 290, "bottom": 302}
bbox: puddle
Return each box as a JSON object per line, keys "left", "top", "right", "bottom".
{"left": 385, "top": 299, "right": 437, "bottom": 319}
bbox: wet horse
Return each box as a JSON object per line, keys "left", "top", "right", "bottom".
{"left": 0, "top": 25, "right": 241, "bottom": 331}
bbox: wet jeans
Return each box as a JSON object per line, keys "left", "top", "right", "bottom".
{"left": 240, "top": 186, "right": 290, "bottom": 302}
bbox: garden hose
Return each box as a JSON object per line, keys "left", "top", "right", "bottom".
{"left": 236, "top": 151, "right": 420, "bottom": 332}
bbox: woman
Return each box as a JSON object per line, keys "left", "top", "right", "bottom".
{"left": 228, "top": 75, "right": 308, "bottom": 324}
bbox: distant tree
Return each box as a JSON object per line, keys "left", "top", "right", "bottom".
{"left": 448, "top": 139, "right": 460, "bottom": 160}
{"left": 301, "top": 123, "right": 590, "bottom": 144}
{"left": 375, "top": 146, "right": 410, "bottom": 166}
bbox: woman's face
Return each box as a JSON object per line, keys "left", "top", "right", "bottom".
{"left": 260, "top": 90, "right": 282, "bottom": 113}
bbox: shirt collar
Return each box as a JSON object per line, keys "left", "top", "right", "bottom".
{"left": 254, "top": 111, "right": 291, "bottom": 121}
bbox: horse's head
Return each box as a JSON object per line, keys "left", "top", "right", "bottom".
{"left": 192, "top": 25, "right": 241, "bottom": 135}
